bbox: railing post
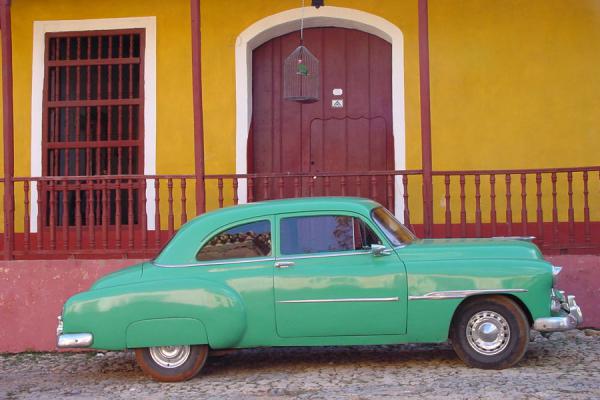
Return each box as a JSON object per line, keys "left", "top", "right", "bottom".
{"left": 444, "top": 174, "right": 451, "bottom": 237}
{"left": 418, "top": 0, "right": 434, "bottom": 237}
{"left": 582, "top": 171, "right": 591, "bottom": 244}
{"left": 474, "top": 174, "right": 482, "bottom": 237}
{"left": 402, "top": 175, "right": 411, "bottom": 230}
{"left": 459, "top": 174, "right": 467, "bottom": 238}
{"left": 1, "top": 0, "right": 15, "bottom": 259}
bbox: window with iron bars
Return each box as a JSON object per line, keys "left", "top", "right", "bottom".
{"left": 42, "top": 29, "right": 145, "bottom": 227}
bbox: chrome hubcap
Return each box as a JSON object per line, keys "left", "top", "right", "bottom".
{"left": 466, "top": 311, "right": 510, "bottom": 355}
{"left": 149, "top": 345, "right": 191, "bottom": 368}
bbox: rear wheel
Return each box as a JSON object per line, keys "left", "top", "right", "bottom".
{"left": 135, "top": 344, "right": 208, "bottom": 382}
{"left": 450, "top": 296, "right": 529, "bottom": 369}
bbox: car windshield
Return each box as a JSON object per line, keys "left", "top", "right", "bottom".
{"left": 371, "top": 206, "right": 416, "bottom": 246}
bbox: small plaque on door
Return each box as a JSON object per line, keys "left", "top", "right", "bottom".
{"left": 331, "top": 99, "right": 344, "bottom": 108}
{"left": 332, "top": 88, "right": 343, "bottom": 96}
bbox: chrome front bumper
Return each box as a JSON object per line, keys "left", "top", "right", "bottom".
{"left": 56, "top": 315, "right": 94, "bottom": 348}
{"left": 533, "top": 290, "right": 583, "bottom": 332}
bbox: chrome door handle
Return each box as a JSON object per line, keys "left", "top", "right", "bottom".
{"left": 275, "top": 261, "right": 295, "bottom": 269}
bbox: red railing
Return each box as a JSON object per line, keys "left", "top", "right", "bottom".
{"left": 2, "top": 166, "right": 599, "bottom": 259}
{"left": 431, "top": 167, "right": 600, "bottom": 253}
{"left": 9, "top": 175, "right": 195, "bottom": 259}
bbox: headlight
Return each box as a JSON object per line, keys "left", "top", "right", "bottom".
{"left": 552, "top": 265, "right": 562, "bottom": 287}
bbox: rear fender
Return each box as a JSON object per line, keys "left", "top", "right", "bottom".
{"left": 63, "top": 279, "right": 246, "bottom": 350}
{"left": 126, "top": 318, "right": 209, "bottom": 348}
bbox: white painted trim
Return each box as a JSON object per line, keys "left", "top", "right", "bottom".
{"left": 234, "top": 7, "right": 407, "bottom": 219}
{"left": 30, "top": 17, "right": 157, "bottom": 231}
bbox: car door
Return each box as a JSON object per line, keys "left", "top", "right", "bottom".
{"left": 193, "top": 217, "right": 277, "bottom": 345}
{"left": 273, "top": 211, "right": 407, "bottom": 338}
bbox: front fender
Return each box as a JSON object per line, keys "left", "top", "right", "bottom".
{"left": 404, "top": 259, "right": 553, "bottom": 342}
{"left": 63, "top": 279, "right": 246, "bottom": 350}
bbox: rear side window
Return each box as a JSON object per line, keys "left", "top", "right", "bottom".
{"left": 196, "top": 220, "right": 271, "bottom": 261}
{"left": 280, "top": 215, "right": 381, "bottom": 255}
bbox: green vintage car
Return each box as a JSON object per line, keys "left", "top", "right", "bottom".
{"left": 57, "top": 197, "right": 582, "bottom": 381}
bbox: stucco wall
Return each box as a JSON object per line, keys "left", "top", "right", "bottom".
{"left": 0, "top": 259, "right": 145, "bottom": 353}
{"left": 0, "top": 0, "right": 598, "bottom": 224}
{"left": 428, "top": 0, "right": 600, "bottom": 224}
{"left": 429, "top": 0, "right": 600, "bottom": 170}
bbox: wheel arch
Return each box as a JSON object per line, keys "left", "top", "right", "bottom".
{"left": 126, "top": 318, "right": 209, "bottom": 349}
{"left": 448, "top": 293, "right": 534, "bottom": 339}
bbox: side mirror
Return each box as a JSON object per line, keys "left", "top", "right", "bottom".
{"left": 371, "top": 244, "right": 392, "bottom": 256}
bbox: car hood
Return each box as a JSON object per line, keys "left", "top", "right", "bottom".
{"left": 397, "top": 238, "right": 543, "bottom": 262}
{"left": 90, "top": 262, "right": 145, "bottom": 290}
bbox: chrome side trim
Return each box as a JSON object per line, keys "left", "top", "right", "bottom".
{"left": 154, "top": 250, "right": 372, "bottom": 268}
{"left": 154, "top": 257, "right": 275, "bottom": 268}
{"left": 278, "top": 297, "right": 400, "bottom": 304}
{"left": 491, "top": 236, "right": 536, "bottom": 242}
{"left": 278, "top": 250, "right": 371, "bottom": 261}
{"left": 57, "top": 333, "right": 93, "bottom": 348}
{"left": 408, "top": 288, "right": 528, "bottom": 300}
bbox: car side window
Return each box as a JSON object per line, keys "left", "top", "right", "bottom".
{"left": 280, "top": 215, "right": 381, "bottom": 255}
{"left": 354, "top": 217, "right": 382, "bottom": 250}
{"left": 196, "top": 220, "right": 271, "bottom": 261}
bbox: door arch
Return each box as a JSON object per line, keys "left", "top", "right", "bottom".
{"left": 235, "top": 7, "right": 406, "bottom": 214}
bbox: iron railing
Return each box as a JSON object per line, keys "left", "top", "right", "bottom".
{"left": 2, "top": 166, "right": 599, "bottom": 259}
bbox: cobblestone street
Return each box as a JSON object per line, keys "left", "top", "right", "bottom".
{"left": 1, "top": 330, "right": 599, "bottom": 400}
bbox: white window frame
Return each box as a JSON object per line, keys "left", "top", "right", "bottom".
{"left": 30, "top": 17, "right": 157, "bottom": 231}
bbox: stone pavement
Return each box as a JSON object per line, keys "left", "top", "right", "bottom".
{"left": 1, "top": 330, "right": 599, "bottom": 400}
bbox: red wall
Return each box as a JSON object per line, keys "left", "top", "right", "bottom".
{"left": 0, "top": 256, "right": 598, "bottom": 353}
{"left": 0, "top": 259, "right": 145, "bottom": 353}
{"left": 546, "top": 255, "right": 600, "bottom": 329}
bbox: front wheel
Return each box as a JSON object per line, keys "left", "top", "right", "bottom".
{"left": 450, "top": 296, "right": 529, "bottom": 369}
{"left": 135, "top": 344, "right": 208, "bottom": 382}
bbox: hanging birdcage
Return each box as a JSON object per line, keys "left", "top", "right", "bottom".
{"left": 283, "top": 45, "right": 320, "bottom": 103}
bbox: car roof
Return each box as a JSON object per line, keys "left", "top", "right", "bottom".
{"left": 194, "top": 196, "right": 381, "bottom": 223}
{"left": 154, "top": 197, "right": 383, "bottom": 265}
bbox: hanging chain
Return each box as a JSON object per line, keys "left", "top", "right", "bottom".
{"left": 300, "top": 0, "right": 305, "bottom": 44}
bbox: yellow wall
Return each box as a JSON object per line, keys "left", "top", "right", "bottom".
{"left": 429, "top": 0, "right": 600, "bottom": 170}
{"left": 428, "top": 0, "right": 600, "bottom": 223}
{"left": 0, "top": 0, "right": 599, "bottom": 229}
{"left": 200, "top": 0, "right": 600, "bottom": 220}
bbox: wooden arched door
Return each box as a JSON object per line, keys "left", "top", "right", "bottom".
{"left": 250, "top": 27, "right": 393, "bottom": 205}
